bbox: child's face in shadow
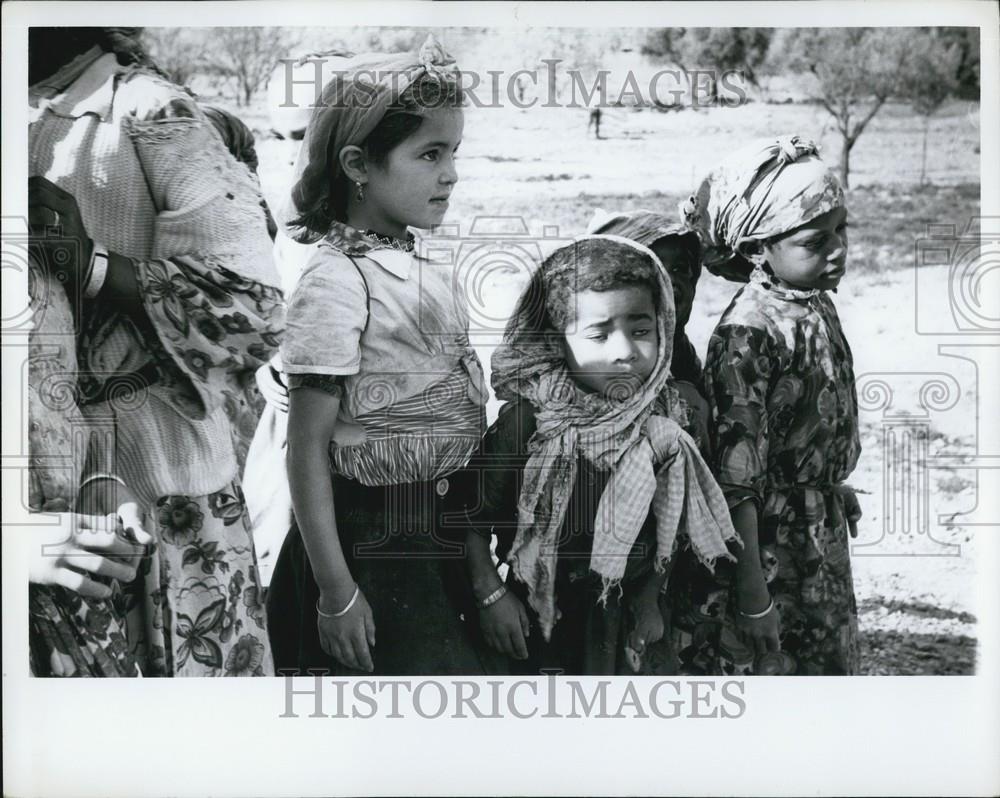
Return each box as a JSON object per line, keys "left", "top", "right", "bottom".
{"left": 762, "top": 205, "right": 849, "bottom": 289}
{"left": 561, "top": 286, "right": 659, "bottom": 397}
{"left": 651, "top": 238, "right": 697, "bottom": 328}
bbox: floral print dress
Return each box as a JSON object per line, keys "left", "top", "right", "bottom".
{"left": 98, "top": 258, "right": 282, "bottom": 677}
{"left": 30, "top": 49, "right": 284, "bottom": 676}
{"left": 669, "top": 279, "right": 862, "bottom": 675}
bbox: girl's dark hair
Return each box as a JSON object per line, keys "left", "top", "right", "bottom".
{"left": 511, "top": 239, "right": 662, "bottom": 337}
{"left": 297, "top": 72, "right": 463, "bottom": 232}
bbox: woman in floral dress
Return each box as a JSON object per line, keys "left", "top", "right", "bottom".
{"left": 28, "top": 28, "right": 283, "bottom": 676}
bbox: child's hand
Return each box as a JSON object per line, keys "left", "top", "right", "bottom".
{"left": 256, "top": 362, "right": 289, "bottom": 413}
{"left": 734, "top": 584, "right": 781, "bottom": 658}
{"left": 625, "top": 593, "right": 666, "bottom": 672}
{"left": 835, "top": 484, "right": 863, "bottom": 538}
{"left": 317, "top": 586, "right": 376, "bottom": 672}
{"left": 480, "top": 592, "right": 531, "bottom": 660}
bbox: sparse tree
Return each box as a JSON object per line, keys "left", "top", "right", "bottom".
{"left": 935, "top": 27, "right": 981, "bottom": 100}
{"left": 901, "top": 30, "right": 962, "bottom": 184}
{"left": 204, "top": 27, "right": 301, "bottom": 107}
{"left": 142, "top": 28, "right": 207, "bottom": 88}
{"left": 777, "top": 28, "right": 911, "bottom": 188}
{"left": 643, "top": 28, "right": 772, "bottom": 103}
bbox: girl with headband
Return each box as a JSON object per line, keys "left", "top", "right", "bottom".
{"left": 674, "top": 135, "right": 863, "bottom": 675}
{"left": 266, "top": 37, "right": 490, "bottom": 675}
{"left": 463, "top": 236, "right": 738, "bottom": 674}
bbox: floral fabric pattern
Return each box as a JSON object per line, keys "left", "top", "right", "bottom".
{"left": 669, "top": 281, "right": 862, "bottom": 675}
{"left": 29, "top": 48, "right": 282, "bottom": 677}
{"left": 29, "top": 586, "right": 138, "bottom": 677}
{"left": 119, "top": 482, "right": 272, "bottom": 677}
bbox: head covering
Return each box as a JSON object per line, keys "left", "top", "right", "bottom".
{"left": 587, "top": 208, "right": 701, "bottom": 280}
{"left": 491, "top": 235, "right": 738, "bottom": 639}
{"left": 29, "top": 27, "right": 166, "bottom": 85}
{"left": 682, "top": 134, "right": 844, "bottom": 281}
{"left": 100, "top": 28, "right": 151, "bottom": 67}
{"left": 204, "top": 105, "right": 260, "bottom": 173}
{"left": 284, "top": 35, "right": 458, "bottom": 243}
{"left": 587, "top": 208, "right": 704, "bottom": 383}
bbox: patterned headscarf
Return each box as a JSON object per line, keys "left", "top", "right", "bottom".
{"left": 682, "top": 135, "right": 844, "bottom": 281}
{"left": 587, "top": 208, "right": 701, "bottom": 282}
{"left": 283, "top": 35, "right": 458, "bottom": 243}
{"left": 491, "top": 235, "right": 738, "bottom": 639}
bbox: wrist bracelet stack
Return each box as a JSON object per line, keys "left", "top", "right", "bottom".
{"left": 476, "top": 585, "right": 507, "bottom": 609}
{"left": 317, "top": 585, "right": 360, "bottom": 619}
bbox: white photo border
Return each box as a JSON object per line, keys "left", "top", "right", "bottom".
{"left": 3, "top": 2, "right": 999, "bottom": 796}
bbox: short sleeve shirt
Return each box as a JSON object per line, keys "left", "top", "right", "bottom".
{"left": 280, "top": 224, "right": 487, "bottom": 485}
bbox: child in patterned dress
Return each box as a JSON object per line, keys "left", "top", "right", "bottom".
{"left": 673, "top": 135, "right": 863, "bottom": 675}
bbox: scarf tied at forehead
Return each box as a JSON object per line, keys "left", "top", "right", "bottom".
{"left": 682, "top": 134, "right": 845, "bottom": 281}
{"left": 285, "top": 35, "right": 458, "bottom": 243}
{"left": 491, "top": 235, "right": 739, "bottom": 639}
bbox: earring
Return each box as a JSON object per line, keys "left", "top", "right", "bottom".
{"left": 355, "top": 181, "right": 365, "bottom": 202}
{"left": 749, "top": 261, "right": 770, "bottom": 285}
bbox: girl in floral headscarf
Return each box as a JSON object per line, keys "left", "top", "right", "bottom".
{"left": 265, "top": 37, "right": 490, "bottom": 675}
{"left": 463, "top": 236, "right": 738, "bottom": 675}
{"left": 673, "top": 135, "right": 863, "bottom": 675}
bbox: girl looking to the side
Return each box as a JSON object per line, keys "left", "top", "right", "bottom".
{"left": 672, "top": 135, "right": 863, "bottom": 675}
{"left": 266, "top": 38, "right": 490, "bottom": 676}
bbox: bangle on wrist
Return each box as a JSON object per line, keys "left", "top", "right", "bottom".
{"left": 476, "top": 585, "right": 507, "bottom": 610}
{"left": 84, "top": 242, "right": 109, "bottom": 299}
{"left": 317, "top": 585, "right": 359, "bottom": 619}
{"left": 79, "top": 472, "right": 127, "bottom": 492}
{"left": 738, "top": 596, "right": 775, "bottom": 619}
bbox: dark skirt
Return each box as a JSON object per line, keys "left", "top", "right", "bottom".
{"left": 266, "top": 471, "right": 497, "bottom": 676}
{"left": 506, "top": 570, "right": 679, "bottom": 676}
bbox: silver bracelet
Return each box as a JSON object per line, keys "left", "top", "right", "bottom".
{"left": 79, "top": 472, "right": 127, "bottom": 492}
{"left": 317, "top": 585, "right": 359, "bottom": 619}
{"left": 84, "top": 242, "right": 109, "bottom": 299}
{"left": 738, "top": 596, "right": 775, "bottom": 619}
{"left": 477, "top": 585, "right": 507, "bottom": 610}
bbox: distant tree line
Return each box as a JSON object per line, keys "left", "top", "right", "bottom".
{"left": 643, "top": 27, "right": 980, "bottom": 186}
{"left": 143, "top": 26, "right": 981, "bottom": 188}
